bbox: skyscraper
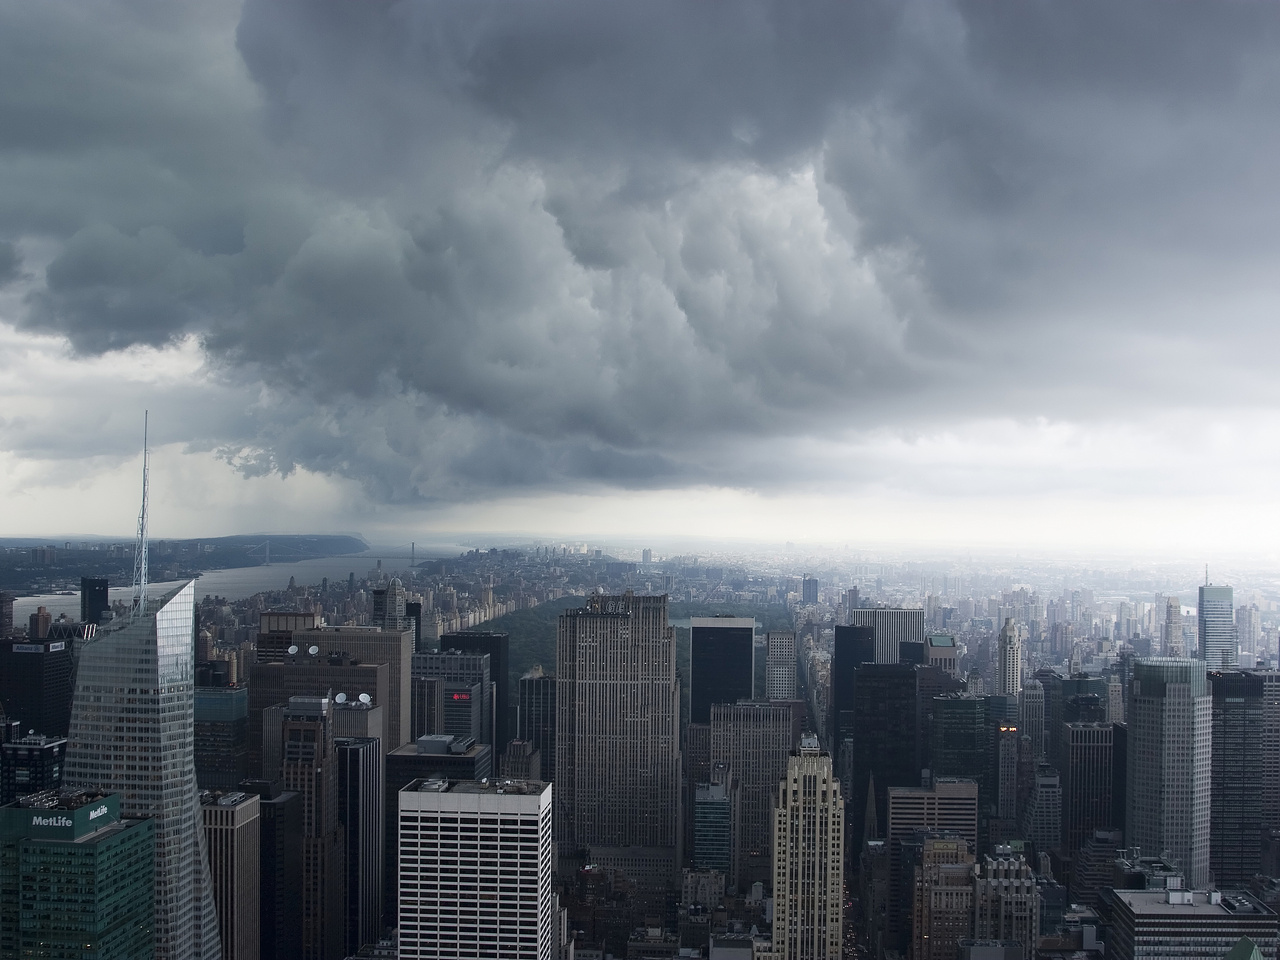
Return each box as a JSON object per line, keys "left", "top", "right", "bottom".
{"left": 413, "top": 649, "right": 492, "bottom": 744}
{"left": 335, "top": 736, "right": 384, "bottom": 956}
{"left": 1199, "top": 584, "right": 1237, "bottom": 668}
{"left": 846, "top": 607, "right": 925, "bottom": 665}
{"left": 997, "top": 618, "right": 1022, "bottom": 697}
{"left": 771, "top": 737, "right": 844, "bottom": 960}
{"left": 63, "top": 580, "right": 221, "bottom": 960}
{"left": 1126, "top": 658, "right": 1211, "bottom": 888}
{"left": 766, "top": 631, "right": 797, "bottom": 701}
{"left": 1019, "top": 680, "right": 1045, "bottom": 760}
{"left": 556, "top": 592, "right": 681, "bottom": 888}
{"left": 1209, "top": 670, "right": 1265, "bottom": 885}
{"left": 80, "top": 576, "right": 110, "bottom": 627}
{"left": 844, "top": 663, "right": 919, "bottom": 846}
{"left": 1060, "top": 722, "right": 1114, "bottom": 857}
{"left": 690, "top": 617, "right": 755, "bottom": 723}
{"left": 830, "top": 624, "right": 875, "bottom": 746}
{"left": 0, "top": 637, "right": 74, "bottom": 737}
{"left": 397, "top": 777, "right": 553, "bottom": 960}
{"left": 0, "top": 733, "right": 66, "bottom": 803}
{"left": 518, "top": 665, "right": 556, "bottom": 782}
{"left": 201, "top": 789, "right": 262, "bottom": 960}
{"left": 1163, "top": 597, "right": 1184, "bottom": 657}
{"left": 442, "top": 631, "right": 511, "bottom": 750}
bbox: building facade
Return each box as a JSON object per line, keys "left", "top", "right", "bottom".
{"left": 1200, "top": 585, "right": 1238, "bottom": 668}
{"left": 767, "top": 631, "right": 798, "bottom": 700}
{"left": 201, "top": 789, "right": 261, "bottom": 960}
{"left": 690, "top": 617, "right": 755, "bottom": 723}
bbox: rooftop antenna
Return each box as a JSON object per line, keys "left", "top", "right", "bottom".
{"left": 131, "top": 411, "right": 150, "bottom": 619}
{"left": 1205, "top": 564, "right": 1209, "bottom": 586}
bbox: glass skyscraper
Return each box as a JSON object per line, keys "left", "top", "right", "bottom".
{"left": 63, "top": 581, "right": 221, "bottom": 960}
{"left": 1199, "top": 584, "right": 1237, "bottom": 668}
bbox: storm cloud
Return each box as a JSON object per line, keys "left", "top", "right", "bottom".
{"left": 3, "top": 0, "right": 1280, "bottom": 511}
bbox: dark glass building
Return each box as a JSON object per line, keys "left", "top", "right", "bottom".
{"left": 194, "top": 685, "right": 249, "bottom": 790}
{"left": 241, "top": 779, "right": 303, "bottom": 960}
{"left": 80, "top": 577, "right": 110, "bottom": 627}
{"left": 336, "top": 736, "right": 383, "bottom": 957}
{"left": 0, "top": 734, "right": 66, "bottom": 804}
{"left": 518, "top": 665, "right": 556, "bottom": 782}
{"left": 844, "top": 663, "right": 919, "bottom": 845}
{"left": 1210, "top": 670, "right": 1265, "bottom": 884}
{"left": 830, "top": 625, "right": 875, "bottom": 746}
{"left": 442, "top": 631, "right": 511, "bottom": 749}
{"left": 0, "top": 637, "right": 74, "bottom": 737}
{"left": 690, "top": 618, "right": 755, "bottom": 724}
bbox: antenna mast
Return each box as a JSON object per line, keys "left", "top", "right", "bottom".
{"left": 131, "top": 412, "right": 150, "bottom": 618}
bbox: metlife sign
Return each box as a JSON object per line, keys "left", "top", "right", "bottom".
{"left": 0, "top": 794, "right": 119, "bottom": 841}
{"left": 10, "top": 641, "right": 65, "bottom": 653}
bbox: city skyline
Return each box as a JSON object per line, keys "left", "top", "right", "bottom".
{"left": 4, "top": 3, "right": 1280, "bottom": 555}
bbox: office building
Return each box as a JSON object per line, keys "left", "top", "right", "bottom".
{"left": 830, "top": 624, "right": 874, "bottom": 746}
{"left": 693, "top": 762, "right": 737, "bottom": 877}
{"left": 518, "top": 665, "right": 556, "bottom": 781}
{"left": 0, "top": 593, "right": 12, "bottom": 637}
{"left": 239, "top": 780, "right": 303, "bottom": 960}
{"left": 369, "top": 578, "right": 409, "bottom": 632}
{"left": 501, "top": 739, "right": 542, "bottom": 780}
{"left": 766, "top": 631, "right": 797, "bottom": 700}
{"left": 802, "top": 578, "right": 819, "bottom": 604}
{"left": 0, "top": 791, "right": 154, "bottom": 960}
{"left": 0, "top": 733, "right": 65, "bottom": 804}
{"left": 1104, "top": 887, "right": 1278, "bottom": 960}
{"left": 1126, "top": 658, "right": 1211, "bottom": 889}
{"left": 1019, "top": 681, "right": 1045, "bottom": 759}
{"left": 80, "top": 576, "right": 110, "bottom": 626}
{"left": 195, "top": 683, "right": 250, "bottom": 790}
{"left": 847, "top": 607, "right": 925, "bottom": 666}
{"left": 410, "top": 674, "right": 443, "bottom": 742}
{"left": 0, "top": 637, "right": 74, "bottom": 737}
{"left": 260, "top": 620, "right": 414, "bottom": 751}
{"left": 771, "top": 738, "right": 843, "bottom": 960}
{"left": 844, "top": 662, "right": 919, "bottom": 845}
{"left": 926, "top": 634, "right": 959, "bottom": 677}
{"left": 398, "top": 778, "right": 553, "bottom": 960}
{"left": 1211, "top": 670, "right": 1265, "bottom": 885}
{"left": 1238, "top": 604, "right": 1263, "bottom": 656}
{"left": 1019, "top": 766, "right": 1061, "bottom": 854}
{"left": 910, "top": 835, "right": 976, "bottom": 960}
{"left": 248, "top": 654, "right": 389, "bottom": 777}
{"left": 63, "top": 581, "right": 220, "bottom": 960}
{"left": 888, "top": 779, "right": 979, "bottom": 852}
{"left": 1163, "top": 598, "right": 1184, "bottom": 658}
{"left": 201, "top": 790, "right": 262, "bottom": 960}
{"left": 1061, "top": 723, "right": 1114, "bottom": 857}
{"left": 556, "top": 593, "right": 681, "bottom": 887}
{"left": 442, "top": 631, "right": 511, "bottom": 750}
{"left": 413, "top": 649, "right": 492, "bottom": 745}
{"left": 931, "top": 694, "right": 989, "bottom": 806}
{"left": 972, "top": 848, "right": 1040, "bottom": 960}
{"left": 1200, "top": 584, "right": 1238, "bottom": 668}
{"left": 336, "top": 736, "right": 383, "bottom": 956}
{"left": 710, "top": 700, "right": 801, "bottom": 888}
{"left": 996, "top": 618, "right": 1022, "bottom": 697}
{"left": 690, "top": 617, "right": 755, "bottom": 723}
{"left": 278, "top": 696, "right": 345, "bottom": 960}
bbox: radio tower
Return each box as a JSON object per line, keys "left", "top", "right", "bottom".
{"left": 131, "top": 411, "right": 149, "bottom": 618}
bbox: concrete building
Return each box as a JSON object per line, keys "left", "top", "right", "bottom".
{"left": 1060, "top": 723, "right": 1114, "bottom": 857}
{"left": 518, "top": 665, "right": 556, "bottom": 782}
{"left": 556, "top": 593, "right": 682, "bottom": 888}
{"left": 927, "top": 635, "right": 960, "bottom": 677}
{"left": 972, "top": 848, "right": 1040, "bottom": 960}
{"left": 239, "top": 779, "right": 303, "bottom": 960}
{"left": 911, "top": 836, "right": 976, "bottom": 960}
{"left": 1019, "top": 681, "right": 1045, "bottom": 760}
{"left": 201, "top": 789, "right": 261, "bottom": 960}
{"left": 1126, "top": 659, "right": 1211, "bottom": 889}
{"left": 766, "top": 630, "right": 798, "bottom": 701}
{"left": 847, "top": 607, "right": 926, "bottom": 666}
{"left": 770, "top": 738, "right": 843, "bottom": 960}
{"left": 1019, "top": 766, "right": 1061, "bottom": 854}
{"left": 413, "top": 649, "right": 493, "bottom": 745}
{"left": 1104, "top": 887, "right": 1278, "bottom": 960}
{"left": 441, "top": 632, "right": 511, "bottom": 751}
{"left": 63, "top": 581, "right": 220, "bottom": 960}
{"left": 996, "top": 619, "right": 1022, "bottom": 698}
{"left": 888, "top": 779, "right": 979, "bottom": 852}
{"left": 397, "top": 778, "right": 553, "bottom": 960}
{"left": 0, "top": 733, "right": 65, "bottom": 804}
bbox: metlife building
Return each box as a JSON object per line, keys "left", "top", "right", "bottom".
{"left": 0, "top": 790, "right": 155, "bottom": 959}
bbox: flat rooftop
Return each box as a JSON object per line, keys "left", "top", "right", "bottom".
{"left": 1112, "top": 889, "right": 1273, "bottom": 918}
{"left": 408, "top": 777, "right": 547, "bottom": 796}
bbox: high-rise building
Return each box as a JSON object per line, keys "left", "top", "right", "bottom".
{"left": 997, "top": 618, "right": 1022, "bottom": 697}
{"left": 413, "top": 649, "right": 492, "bottom": 744}
{"left": 1126, "top": 658, "right": 1211, "bottom": 889}
{"left": 1200, "top": 584, "right": 1237, "bottom": 668}
{"left": 770, "top": 737, "right": 843, "bottom": 960}
{"left": 410, "top": 675, "right": 444, "bottom": 741}
{"left": 0, "top": 637, "right": 74, "bottom": 737}
{"left": 335, "top": 736, "right": 384, "bottom": 956}
{"left": 1020, "top": 766, "right": 1061, "bottom": 853}
{"left": 442, "top": 632, "right": 511, "bottom": 750}
{"left": 844, "top": 663, "right": 919, "bottom": 846}
{"left": 930, "top": 694, "right": 989, "bottom": 806}
{"left": 1163, "top": 598, "right": 1184, "bottom": 658}
{"left": 239, "top": 779, "right": 303, "bottom": 960}
{"left": 910, "top": 836, "right": 976, "bottom": 960}
{"left": 397, "top": 777, "right": 553, "bottom": 960}
{"left": 0, "top": 593, "right": 12, "bottom": 637}
{"left": 690, "top": 617, "right": 756, "bottom": 723}
{"left": 369, "top": 578, "right": 409, "bottom": 631}
{"left": 926, "top": 635, "right": 959, "bottom": 677}
{"left": 887, "top": 779, "right": 979, "bottom": 852}
{"left": 0, "top": 791, "right": 155, "bottom": 959}
{"left": 63, "top": 580, "right": 221, "bottom": 960}
{"left": 195, "top": 683, "right": 250, "bottom": 790}
{"left": 1210, "top": 671, "right": 1265, "bottom": 885}
{"left": 693, "top": 767, "right": 737, "bottom": 878}
{"left": 556, "top": 593, "right": 681, "bottom": 887}
{"left": 830, "top": 624, "right": 875, "bottom": 747}
{"left": 1237, "top": 604, "right": 1263, "bottom": 656}
{"left": 1060, "top": 723, "right": 1114, "bottom": 857}
{"left": 1019, "top": 681, "right": 1045, "bottom": 760}
{"left": 0, "top": 733, "right": 66, "bottom": 804}
{"left": 802, "top": 578, "right": 820, "bottom": 605}
{"left": 80, "top": 576, "right": 110, "bottom": 626}
{"left": 518, "top": 665, "right": 556, "bottom": 782}
{"left": 972, "top": 847, "right": 1040, "bottom": 960}
{"left": 1103, "top": 887, "right": 1278, "bottom": 960}
{"left": 847, "top": 607, "right": 925, "bottom": 666}
{"left": 279, "top": 696, "right": 345, "bottom": 960}
{"left": 766, "top": 631, "right": 797, "bottom": 700}
{"left": 201, "top": 789, "right": 262, "bottom": 960}
{"left": 710, "top": 700, "right": 801, "bottom": 889}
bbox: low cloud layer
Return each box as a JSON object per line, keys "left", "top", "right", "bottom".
{"left": 3, "top": 0, "right": 1280, "bottom": 520}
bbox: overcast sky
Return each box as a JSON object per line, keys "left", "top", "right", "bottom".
{"left": 3, "top": 0, "right": 1280, "bottom": 557}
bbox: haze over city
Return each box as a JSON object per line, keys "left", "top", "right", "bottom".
{"left": 2, "top": 1, "right": 1280, "bottom": 558}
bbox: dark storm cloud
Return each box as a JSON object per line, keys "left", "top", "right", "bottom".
{"left": 4, "top": 0, "right": 1280, "bottom": 502}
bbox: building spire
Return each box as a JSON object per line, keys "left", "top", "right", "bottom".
{"left": 131, "top": 411, "right": 149, "bottom": 618}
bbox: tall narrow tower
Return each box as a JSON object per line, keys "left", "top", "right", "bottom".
{"left": 63, "top": 417, "right": 221, "bottom": 960}
{"left": 771, "top": 736, "right": 844, "bottom": 960}
{"left": 1199, "top": 584, "right": 1237, "bottom": 668}
{"left": 997, "top": 617, "right": 1022, "bottom": 697}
